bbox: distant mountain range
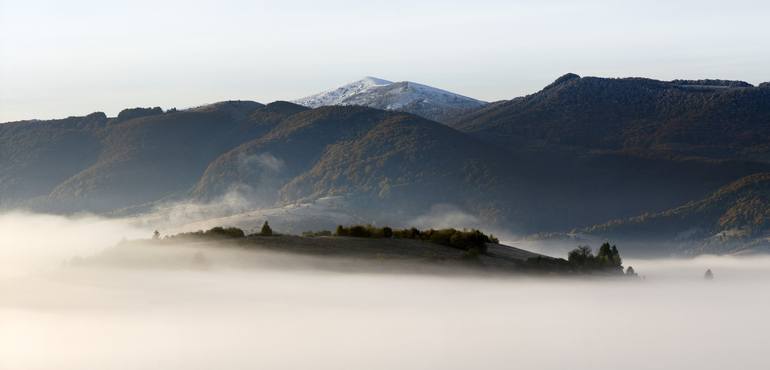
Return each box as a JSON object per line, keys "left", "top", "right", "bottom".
{"left": 2, "top": 74, "right": 770, "bottom": 255}
{"left": 293, "top": 77, "right": 487, "bottom": 123}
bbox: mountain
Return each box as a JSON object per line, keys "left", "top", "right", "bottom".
{"left": 3, "top": 74, "right": 770, "bottom": 256}
{"left": 192, "top": 105, "right": 517, "bottom": 225}
{"left": 189, "top": 104, "right": 770, "bottom": 234}
{"left": 451, "top": 73, "right": 770, "bottom": 163}
{"left": 0, "top": 101, "right": 314, "bottom": 212}
{"left": 582, "top": 173, "right": 770, "bottom": 254}
{"left": 0, "top": 113, "right": 107, "bottom": 207}
{"left": 293, "top": 77, "right": 487, "bottom": 123}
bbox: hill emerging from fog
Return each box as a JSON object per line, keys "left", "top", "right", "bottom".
{"left": 97, "top": 234, "right": 551, "bottom": 275}
{"left": 293, "top": 77, "right": 487, "bottom": 123}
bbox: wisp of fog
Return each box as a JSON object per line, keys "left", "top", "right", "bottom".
{"left": 1, "top": 212, "right": 769, "bottom": 370}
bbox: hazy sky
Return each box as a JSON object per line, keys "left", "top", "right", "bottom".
{"left": 1, "top": 0, "right": 769, "bottom": 122}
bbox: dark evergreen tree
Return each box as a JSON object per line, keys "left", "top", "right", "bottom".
{"left": 610, "top": 245, "right": 622, "bottom": 268}
{"left": 260, "top": 221, "right": 273, "bottom": 236}
{"left": 597, "top": 242, "right": 613, "bottom": 267}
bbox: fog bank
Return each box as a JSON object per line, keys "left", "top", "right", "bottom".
{"left": 0, "top": 211, "right": 147, "bottom": 277}
{"left": 1, "top": 212, "right": 769, "bottom": 370}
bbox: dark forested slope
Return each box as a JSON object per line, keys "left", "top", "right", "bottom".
{"left": 2, "top": 75, "right": 769, "bottom": 250}
{"left": 452, "top": 74, "right": 770, "bottom": 162}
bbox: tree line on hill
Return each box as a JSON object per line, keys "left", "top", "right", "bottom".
{"left": 523, "top": 242, "right": 637, "bottom": 276}
{"left": 333, "top": 224, "right": 499, "bottom": 254}
{"left": 160, "top": 221, "right": 274, "bottom": 240}
{"left": 572, "top": 242, "right": 638, "bottom": 275}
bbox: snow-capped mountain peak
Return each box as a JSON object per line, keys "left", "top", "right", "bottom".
{"left": 292, "top": 77, "right": 487, "bottom": 123}
{"left": 294, "top": 77, "right": 393, "bottom": 108}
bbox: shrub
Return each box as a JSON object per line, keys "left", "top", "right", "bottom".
{"left": 626, "top": 266, "right": 638, "bottom": 276}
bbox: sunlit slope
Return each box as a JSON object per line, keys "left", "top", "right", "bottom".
{"left": 584, "top": 173, "right": 770, "bottom": 253}
{"left": 192, "top": 105, "right": 519, "bottom": 224}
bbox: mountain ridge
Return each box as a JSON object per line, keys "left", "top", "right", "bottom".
{"left": 3, "top": 73, "right": 770, "bottom": 255}
{"left": 450, "top": 73, "right": 770, "bottom": 163}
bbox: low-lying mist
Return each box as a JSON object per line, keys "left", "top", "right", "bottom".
{"left": 0, "top": 211, "right": 148, "bottom": 277}
{"left": 1, "top": 212, "right": 769, "bottom": 370}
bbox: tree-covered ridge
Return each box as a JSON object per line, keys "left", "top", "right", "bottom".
{"left": 333, "top": 224, "right": 499, "bottom": 254}
{"left": 166, "top": 226, "right": 247, "bottom": 240}
{"left": 166, "top": 221, "right": 279, "bottom": 241}
{"left": 452, "top": 73, "right": 770, "bottom": 162}
{"left": 584, "top": 172, "right": 770, "bottom": 249}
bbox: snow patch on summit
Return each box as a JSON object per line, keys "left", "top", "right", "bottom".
{"left": 294, "top": 77, "right": 393, "bottom": 108}
{"left": 292, "top": 77, "right": 487, "bottom": 123}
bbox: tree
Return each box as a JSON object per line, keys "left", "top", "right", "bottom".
{"left": 568, "top": 246, "right": 593, "bottom": 267}
{"left": 626, "top": 266, "right": 637, "bottom": 276}
{"left": 597, "top": 242, "right": 613, "bottom": 267}
{"left": 153, "top": 230, "right": 160, "bottom": 240}
{"left": 349, "top": 225, "right": 368, "bottom": 237}
{"left": 335, "top": 225, "right": 348, "bottom": 236}
{"left": 207, "top": 226, "right": 245, "bottom": 238}
{"left": 260, "top": 221, "right": 273, "bottom": 236}
{"left": 610, "top": 245, "right": 622, "bottom": 268}
{"left": 382, "top": 226, "right": 393, "bottom": 238}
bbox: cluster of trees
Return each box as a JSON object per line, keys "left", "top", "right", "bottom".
{"left": 567, "top": 243, "right": 623, "bottom": 272}
{"left": 162, "top": 221, "right": 275, "bottom": 241}
{"left": 335, "top": 225, "right": 393, "bottom": 238}
{"left": 334, "top": 225, "right": 499, "bottom": 254}
{"left": 522, "top": 243, "right": 637, "bottom": 276}
{"left": 115, "top": 106, "right": 164, "bottom": 122}
{"left": 557, "top": 242, "right": 641, "bottom": 276}
{"left": 168, "top": 226, "right": 246, "bottom": 240}
{"left": 302, "top": 230, "right": 333, "bottom": 237}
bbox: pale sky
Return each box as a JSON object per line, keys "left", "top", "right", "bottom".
{"left": 1, "top": 0, "right": 769, "bottom": 122}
